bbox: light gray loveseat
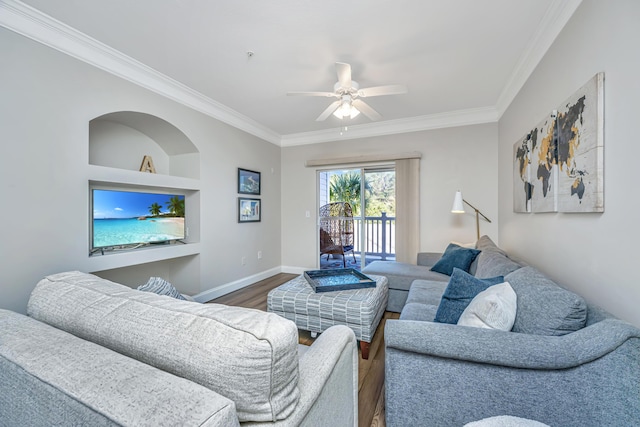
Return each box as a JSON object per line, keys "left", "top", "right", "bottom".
{"left": 382, "top": 236, "right": 640, "bottom": 426}
{"left": 0, "top": 271, "right": 358, "bottom": 427}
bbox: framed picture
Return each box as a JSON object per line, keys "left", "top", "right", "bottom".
{"left": 238, "top": 197, "right": 261, "bottom": 223}
{"left": 238, "top": 168, "right": 261, "bottom": 195}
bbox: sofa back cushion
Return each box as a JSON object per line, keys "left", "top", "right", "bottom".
{"left": 27, "top": 272, "right": 300, "bottom": 423}
{"left": 505, "top": 266, "right": 587, "bottom": 336}
{"left": 474, "top": 236, "right": 521, "bottom": 278}
{"left": 0, "top": 310, "right": 240, "bottom": 427}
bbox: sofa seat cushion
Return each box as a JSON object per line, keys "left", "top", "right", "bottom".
{"left": 405, "top": 280, "right": 448, "bottom": 307}
{"left": 398, "top": 280, "right": 448, "bottom": 321}
{"left": 362, "top": 261, "right": 449, "bottom": 292}
{"left": 505, "top": 266, "right": 588, "bottom": 336}
{"left": 399, "top": 303, "right": 438, "bottom": 321}
{"left": 27, "top": 272, "right": 300, "bottom": 423}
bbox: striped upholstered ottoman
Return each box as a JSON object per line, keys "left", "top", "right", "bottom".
{"left": 267, "top": 274, "right": 388, "bottom": 359}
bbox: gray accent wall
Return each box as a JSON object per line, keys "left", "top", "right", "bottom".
{"left": 498, "top": 0, "right": 640, "bottom": 327}
{"left": 0, "top": 27, "right": 281, "bottom": 313}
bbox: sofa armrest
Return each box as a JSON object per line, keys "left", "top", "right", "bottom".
{"left": 385, "top": 319, "right": 640, "bottom": 426}
{"left": 385, "top": 318, "right": 640, "bottom": 369}
{"left": 247, "top": 325, "right": 358, "bottom": 427}
{"left": 416, "top": 252, "right": 442, "bottom": 267}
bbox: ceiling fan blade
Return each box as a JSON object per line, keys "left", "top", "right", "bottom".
{"left": 358, "top": 85, "right": 408, "bottom": 97}
{"left": 316, "top": 100, "right": 341, "bottom": 121}
{"left": 287, "top": 91, "right": 337, "bottom": 97}
{"left": 352, "top": 99, "right": 382, "bottom": 121}
{"left": 335, "top": 62, "right": 352, "bottom": 89}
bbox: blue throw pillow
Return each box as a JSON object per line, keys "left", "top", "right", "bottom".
{"left": 430, "top": 243, "right": 481, "bottom": 276}
{"left": 433, "top": 268, "right": 504, "bottom": 324}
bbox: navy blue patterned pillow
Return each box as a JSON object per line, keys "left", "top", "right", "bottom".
{"left": 137, "top": 277, "right": 187, "bottom": 300}
{"left": 433, "top": 268, "right": 504, "bottom": 324}
{"left": 430, "top": 243, "right": 481, "bottom": 276}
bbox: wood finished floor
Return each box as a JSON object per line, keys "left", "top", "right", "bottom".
{"left": 209, "top": 273, "right": 399, "bottom": 427}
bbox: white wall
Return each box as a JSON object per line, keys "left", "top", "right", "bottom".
{"left": 498, "top": 0, "right": 640, "bottom": 327}
{"left": 89, "top": 121, "right": 170, "bottom": 173}
{"left": 281, "top": 123, "right": 499, "bottom": 270}
{"left": 0, "top": 27, "right": 281, "bottom": 313}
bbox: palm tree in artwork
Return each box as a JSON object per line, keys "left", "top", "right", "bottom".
{"left": 166, "top": 196, "right": 185, "bottom": 217}
{"left": 148, "top": 202, "right": 162, "bottom": 217}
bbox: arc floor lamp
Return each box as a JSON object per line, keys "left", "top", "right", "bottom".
{"left": 451, "top": 191, "right": 491, "bottom": 240}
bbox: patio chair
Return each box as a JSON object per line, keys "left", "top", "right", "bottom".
{"left": 319, "top": 202, "right": 356, "bottom": 268}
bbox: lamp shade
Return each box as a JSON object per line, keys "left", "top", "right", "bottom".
{"left": 452, "top": 191, "right": 465, "bottom": 213}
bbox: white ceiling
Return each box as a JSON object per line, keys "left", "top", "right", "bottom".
{"left": 6, "top": 0, "right": 581, "bottom": 145}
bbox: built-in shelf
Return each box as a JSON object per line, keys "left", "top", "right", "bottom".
{"left": 86, "top": 242, "right": 201, "bottom": 272}
{"left": 88, "top": 164, "right": 200, "bottom": 191}
{"left": 87, "top": 111, "right": 202, "bottom": 274}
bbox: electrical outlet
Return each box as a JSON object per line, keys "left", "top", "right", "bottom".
{"left": 185, "top": 227, "right": 190, "bottom": 237}
{"left": 305, "top": 210, "right": 310, "bottom": 218}
{"left": 241, "top": 257, "right": 246, "bottom": 266}
{"left": 257, "top": 251, "right": 262, "bottom": 259}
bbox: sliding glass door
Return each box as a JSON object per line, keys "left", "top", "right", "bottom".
{"left": 317, "top": 166, "right": 395, "bottom": 270}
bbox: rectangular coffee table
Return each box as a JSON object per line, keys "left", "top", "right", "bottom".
{"left": 267, "top": 273, "right": 388, "bottom": 359}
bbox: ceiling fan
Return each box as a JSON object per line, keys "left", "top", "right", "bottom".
{"left": 287, "top": 62, "right": 407, "bottom": 122}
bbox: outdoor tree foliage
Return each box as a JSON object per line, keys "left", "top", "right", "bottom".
{"left": 329, "top": 171, "right": 395, "bottom": 217}
{"left": 365, "top": 171, "right": 395, "bottom": 217}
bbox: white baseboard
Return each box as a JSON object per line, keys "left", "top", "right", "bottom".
{"left": 192, "top": 265, "right": 318, "bottom": 303}
{"left": 280, "top": 265, "right": 310, "bottom": 275}
{"left": 192, "top": 266, "right": 282, "bottom": 303}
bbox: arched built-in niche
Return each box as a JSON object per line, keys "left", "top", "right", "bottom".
{"left": 89, "top": 111, "right": 199, "bottom": 180}
{"left": 86, "top": 111, "right": 201, "bottom": 272}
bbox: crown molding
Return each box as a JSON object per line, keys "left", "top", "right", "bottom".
{"left": 280, "top": 106, "right": 500, "bottom": 147}
{"left": 0, "top": 0, "right": 281, "bottom": 145}
{"left": 1, "top": 0, "right": 579, "bottom": 146}
{"left": 495, "top": 0, "right": 583, "bottom": 117}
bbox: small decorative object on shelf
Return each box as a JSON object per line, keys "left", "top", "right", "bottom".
{"left": 304, "top": 268, "right": 376, "bottom": 292}
{"left": 238, "top": 168, "right": 260, "bottom": 195}
{"left": 139, "top": 155, "right": 156, "bottom": 173}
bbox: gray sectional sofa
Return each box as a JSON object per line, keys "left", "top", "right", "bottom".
{"left": 380, "top": 236, "right": 640, "bottom": 426}
{"left": 0, "top": 271, "right": 358, "bottom": 427}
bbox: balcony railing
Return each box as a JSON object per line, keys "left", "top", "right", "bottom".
{"left": 353, "top": 213, "right": 395, "bottom": 261}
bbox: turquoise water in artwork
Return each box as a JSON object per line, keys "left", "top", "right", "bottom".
{"left": 93, "top": 217, "right": 185, "bottom": 247}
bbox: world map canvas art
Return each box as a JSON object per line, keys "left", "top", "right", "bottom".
{"left": 513, "top": 115, "right": 557, "bottom": 213}
{"left": 514, "top": 73, "right": 604, "bottom": 213}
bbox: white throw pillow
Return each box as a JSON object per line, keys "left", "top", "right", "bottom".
{"left": 457, "top": 281, "right": 517, "bottom": 331}
{"left": 464, "top": 415, "right": 550, "bottom": 427}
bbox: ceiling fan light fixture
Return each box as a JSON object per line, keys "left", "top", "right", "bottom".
{"left": 333, "top": 97, "right": 360, "bottom": 119}
{"left": 289, "top": 62, "right": 402, "bottom": 122}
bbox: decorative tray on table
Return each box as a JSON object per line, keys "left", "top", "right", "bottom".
{"left": 303, "top": 268, "right": 376, "bottom": 293}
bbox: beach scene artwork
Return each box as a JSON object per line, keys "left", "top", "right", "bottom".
{"left": 93, "top": 189, "right": 185, "bottom": 248}
{"left": 238, "top": 168, "right": 261, "bottom": 195}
